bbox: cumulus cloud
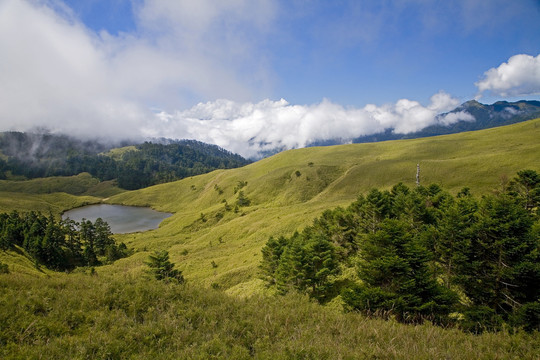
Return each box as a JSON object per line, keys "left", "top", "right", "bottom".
{"left": 475, "top": 54, "right": 540, "bottom": 98}
{"left": 0, "top": 0, "right": 146, "bottom": 138}
{"left": 144, "top": 91, "right": 471, "bottom": 158}
{"left": 0, "top": 0, "right": 274, "bottom": 139}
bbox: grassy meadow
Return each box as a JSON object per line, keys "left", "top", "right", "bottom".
{"left": 1, "top": 119, "right": 540, "bottom": 357}
{"left": 104, "top": 118, "right": 540, "bottom": 291}
{"left": 0, "top": 173, "right": 124, "bottom": 214}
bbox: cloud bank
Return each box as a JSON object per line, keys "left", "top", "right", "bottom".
{"left": 145, "top": 92, "right": 472, "bottom": 158}
{"left": 0, "top": 1, "right": 534, "bottom": 159}
{"left": 476, "top": 54, "right": 540, "bottom": 98}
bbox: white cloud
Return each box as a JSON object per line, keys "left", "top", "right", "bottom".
{"left": 475, "top": 54, "right": 540, "bottom": 97}
{"left": 0, "top": 0, "right": 146, "bottom": 137}
{"left": 0, "top": 0, "right": 274, "bottom": 139}
{"left": 144, "top": 91, "right": 470, "bottom": 158}
{"left": 438, "top": 111, "right": 475, "bottom": 126}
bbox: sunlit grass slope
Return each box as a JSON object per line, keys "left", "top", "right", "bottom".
{"left": 0, "top": 172, "right": 125, "bottom": 197}
{"left": 102, "top": 118, "right": 540, "bottom": 292}
{"left": 0, "top": 191, "right": 100, "bottom": 214}
{"left": 101, "top": 145, "right": 138, "bottom": 160}
{"left": 0, "top": 173, "right": 125, "bottom": 214}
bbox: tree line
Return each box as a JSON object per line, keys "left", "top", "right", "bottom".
{"left": 0, "top": 132, "right": 250, "bottom": 189}
{"left": 0, "top": 212, "right": 129, "bottom": 271}
{"left": 261, "top": 170, "right": 540, "bottom": 332}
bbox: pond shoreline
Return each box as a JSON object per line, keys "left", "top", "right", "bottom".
{"left": 62, "top": 204, "right": 173, "bottom": 234}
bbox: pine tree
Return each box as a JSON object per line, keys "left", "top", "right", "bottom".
{"left": 260, "top": 236, "right": 289, "bottom": 285}
{"left": 273, "top": 231, "right": 339, "bottom": 302}
{"left": 40, "top": 217, "right": 67, "bottom": 270}
{"left": 507, "top": 169, "right": 540, "bottom": 214}
{"left": 343, "top": 219, "right": 458, "bottom": 324}
{"left": 94, "top": 218, "right": 114, "bottom": 256}
{"left": 146, "top": 250, "right": 184, "bottom": 283}
{"left": 456, "top": 194, "right": 540, "bottom": 321}
{"left": 433, "top": 195, "right": 477, "bottom": 287}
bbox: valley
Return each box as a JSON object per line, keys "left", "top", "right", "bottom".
{"left": 1, "top": 119, "right": 539, "bottom": 358}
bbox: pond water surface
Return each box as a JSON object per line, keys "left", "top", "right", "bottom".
{"left": 62, "top": 204, "right": 172, "bottom": 234}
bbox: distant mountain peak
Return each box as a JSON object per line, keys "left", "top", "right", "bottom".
{"left": 344, "top": 99, "right": 540, "bottom": 146}
{"left": 462, "top": 99, "right": 483, "bottom": 107}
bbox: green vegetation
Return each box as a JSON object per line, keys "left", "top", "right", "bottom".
{"left": 0, "top": 172, "right": 124, "bottom": 197}
{"left": 262, "top": 171, "right": 540, "bottom": 332}
{"left": 0, "top": 260, "right": 8, "bottom": 274}
{"left": 0, "top": 120, "right": 539, "bottom": 357}
{"left": 0, "top": 191, "right": 100, "bottom": 215}
{"left": 1, "top": 273, "right": 539, "bottom": 359}
{"left": 2, "top": 120, "right": 539, "bottom": 289}
{"left": 0, "top": 132, "right": 250, "bottom": 189}
{"left": 0, "top": 212, "right": 129, "bottom": 270}
{"left": 145, "top": 250, "right": 184, "bottom": 283}
{"left": 101, "top": 118, "right": 540, "bottom": 290}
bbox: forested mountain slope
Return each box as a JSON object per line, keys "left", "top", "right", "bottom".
{"left": 0, "top": 132, "right": 250, "bottom": 189}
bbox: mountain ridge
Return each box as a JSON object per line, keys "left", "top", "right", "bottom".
{"left": 308, "top": 99, "right": 540, "bottom": 146}
{"left": 0, "top": 132, "right": 250, "bottom": 189}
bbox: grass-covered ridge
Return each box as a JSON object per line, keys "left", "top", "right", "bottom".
{"left": 102, "top": 118, "right": 540, "bottom": 290}
{"left": 0, "top": 172, "right": 124, "bottom": 197}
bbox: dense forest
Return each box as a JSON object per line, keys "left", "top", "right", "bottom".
{"left": 0, "top": 212, "right": 129, "bottom": 271}
{"left": 0, "top": 132, "right": 250, "bottom": 189}
{"left": 261, "top": 170, "right": 540, "bottom": 332}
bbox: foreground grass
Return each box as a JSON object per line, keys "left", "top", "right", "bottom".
{"left": 1, "top": 271, "right": 538, "bottom": 360}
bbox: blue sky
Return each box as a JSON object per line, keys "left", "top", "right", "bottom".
{"left": 1, "top": 0, "right": 540, "bottom": 156}
{"left": 61, "top": 0, "right": 540, "bottom": 106}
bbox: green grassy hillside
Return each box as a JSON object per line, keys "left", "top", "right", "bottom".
{"left": 0, "top": 173, "right": 123, "bottom": 214}
{"left": 0, "top": 172, "right": 124, "bottom": 197}
{"left": 0, "top": 191, "right": 100, "bottom": 214}
{"left": 1, "top": 119, "right": 539, "bottom": 289}
{"left": 100, "top": 118, "right": 540, "bottom": 292}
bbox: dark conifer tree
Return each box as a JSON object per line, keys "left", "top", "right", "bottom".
{"left": 343, "top": 218, "right": 458, "bottom": 324}
{"left": 146, "top": 250, "right": 184, "bottom": 283}
{"left": 456, "top": 193, "right": 540, "bottom": 327}
{"left": 260, "top": 236, "right": 289, "bottom": 286}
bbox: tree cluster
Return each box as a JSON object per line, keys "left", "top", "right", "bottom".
{"left": 0, "top": 212, "right": 129, "bottom": 271}
{"left": 261, "top": 170, "right": 540, "bottom": 332}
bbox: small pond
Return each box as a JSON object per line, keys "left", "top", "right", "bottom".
{"left": 62, "top": 204, "right": 172, "bottom": 234}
